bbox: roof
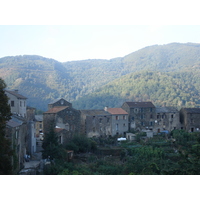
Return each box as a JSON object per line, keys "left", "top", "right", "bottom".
{"left": 54, "top": 128, "right": 65, "bottom": 133}
{"left": 6, "top": 120, "right": 21, "bottom": 128}
{"left": 35, "top": 115, "right": 43, "bottom": 121}
{"left": 124, "top": 102, "right": 155, "bottom": 108}
{"left": 107, "top": 108, "right": 128, "bottom": 115}
{"left": 80, "top": 109, "right": 111, "bottom": 116}
{"left": 182, "top": 108, "right": 200, "bottom": 114}
{"left": 44, "top": 106, "right": 68, "bottom": 114}
{"left": 48, "top": 98, "right": 70, "bottom": 105}
{"left": 156, "top": 107, "right": 178, "bottom": 113}
{"left": 5, "top": 90, "right": 27, "bottom": 99}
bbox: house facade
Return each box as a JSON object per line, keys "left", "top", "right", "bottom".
{"left": 105, "top": 107, "right": 129, "bottom": 137}
{"left": 180, "top": 108, "right": 200, "bottom": 132}
{"left": 155, "top": 107, "right": 181, "bottom": 133}
{"left": 121, "top": 102, "right": 156, "bottom": 132}
{"left": 5, "top": 90, "right": 27, "bottom": 118}
{"left": 26, "top": 106, "right": 37, "bottom": 156}
{"left": 43, "top": 98, "right": 80, "bottom": 145}
{"left": 6, "top": 115, "right": 27, "bottom": 173}
{"left": 80, "top": 110, "right": 112, "bottom": 137}
{"left": 35, "top": 115, "right": 43, "bottom": 138}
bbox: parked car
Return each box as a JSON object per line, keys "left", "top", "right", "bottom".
{"left": 39, "top": 132, "right": 44, "bottom": 141}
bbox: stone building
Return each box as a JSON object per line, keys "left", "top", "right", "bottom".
{"left": 121, "top": 102, "right": 156, "bottom": 132}
{"left": 105, "top": 107, "right": 129, "bottom": 137}
{"left": 43, "top": 98, "right": 80, "bottom": 145}
{"left": 5, "top": 90, "right": 27, "bottom": 118}
{"left": 180, "top": 108, "right": 200, "bottom": 132}
{"left": 35, "top": 115, "right": 43, "bottom": 138}
{"left": 80, "top": 110, "right": 112, "bottom": 137}
{"left": 26, "top": 106, "right": 37, "bottom": 156}
{"left": 155, "top": 107, "right": 181, "bottom": 133}
{"left": 6, "top": 115, "right": 27, "bottom": 173}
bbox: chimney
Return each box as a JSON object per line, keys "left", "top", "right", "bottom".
{"left": 104, "top": 106, "right": 108, "bottom": 111}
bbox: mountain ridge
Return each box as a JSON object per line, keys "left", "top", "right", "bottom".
{"left": 0, "top": 42, "right": 200, "bottom": 111}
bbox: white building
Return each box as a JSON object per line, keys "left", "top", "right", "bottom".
{"left": 5, "top": 90, "right": 27, "bottom": 118}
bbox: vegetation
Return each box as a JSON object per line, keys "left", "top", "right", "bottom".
{"left": 0, "top": 78, "right": 13, "bottom": 174}
{"left": 41, "top": 128, "right": 200, "bottom": 175}
{"left": 0, "top": 43, "right": 200, "bottom": 111}
{"left": 74, "top": 70, "right": 200, "bottom": 109}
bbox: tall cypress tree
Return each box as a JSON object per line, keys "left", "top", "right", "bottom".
{"left": 0, "top": 78, "right": 13, "bottom": 174}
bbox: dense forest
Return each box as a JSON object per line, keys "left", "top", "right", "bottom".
{"left": 0, "top": 43, "right": 200, "bottom": 111}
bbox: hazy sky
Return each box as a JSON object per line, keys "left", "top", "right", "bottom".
{"left": 1, "top": 1, "right": 200, "bottom": 62}
{"left": 1, "top": 25, "right": 200, "bottom": 62}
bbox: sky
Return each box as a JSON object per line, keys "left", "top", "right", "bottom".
{"left": 1, "top": 25, "right": 200, "bottom": 62}
{"left": 1, "top": 1, "right": 200, "bottom": 62}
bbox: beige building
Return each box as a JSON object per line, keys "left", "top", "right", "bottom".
{"left": 35, "top": 115, "right": 43, "bottom": 138}
{"left": 105, "top": 107, "right": 129, "bottom": 137}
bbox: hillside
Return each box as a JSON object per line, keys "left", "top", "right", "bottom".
{"left": 0, "top": 43, "right": 200, "bottom": 111}
{"left": 73, "top": 69, "right": 200, "bottom": 109}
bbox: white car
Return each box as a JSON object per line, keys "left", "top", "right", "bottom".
{"left": 39, "top": 133, "right": 44, "bottom": 141}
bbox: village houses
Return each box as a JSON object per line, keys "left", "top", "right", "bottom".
{"left": 3, "top": 90, "right": 200, "bottom": 174}
{"left": 43, "top": 98, "right": 80, "bottom": 146}
{"left": 5, "top": 90, "right": 37, "bottom": 173}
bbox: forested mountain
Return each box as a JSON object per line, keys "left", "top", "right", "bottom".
{"left": 0, "top": 42, "right": 200, "bottom": 111}
{"left": 73, "top": 69, "right": 200, "bottom": 109}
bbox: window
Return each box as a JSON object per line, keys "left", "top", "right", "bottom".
{"left": 24, "top": 101, "right": 26, "bottom": 107}
{"left": 99, "top": 118, "right": 102, "bottom": 123}
{"left": 150, "top": 108, "right": 153, "bottom": 112}
{"left": 11, "top": 101, "right": 14, "bottom": 107}
{"left": 20, "top": 101, "right": 22, "bottom": 107}
{"left": 141, "top": 114, "right": 145, "bottom": 119}
{"left": 65, "top": 123, "right": 69, "bottom": 131}
{"left": 150, "top": 114, "right": 153, "bottom": 119}
{"left": 116, "top": 124, "right": 119, "bottom": 131}
{"left": 123, "top": 115, "right": 126, "bottom": 120}
{"left": 107, "top": 117, "right": 110, "bottom": 123}
{"left": 171, "top": 114, "right": 174, "bottom": 118}
{"left": 116, "top": 116, "right": 119, "bottom": 120}
{"left": 59, "top": 136, "right": 62, "bottom": 144}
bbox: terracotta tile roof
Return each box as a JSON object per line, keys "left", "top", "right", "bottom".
{"left": 5, "top": 90, "right": 27, "bottom": 99}
{"left": 54, "top": 128, "right": 65, "bottom": 133}
{"left": 107, "top": 108, "right": 128, "bottom": 115}
{"left": 44, "top": 106, "right": 68, "bottom": 114}
{"left": 125, "top": 102, "right": 155, "bottom": 108}
{"left": 80, "top": 110, "right": 111, "bottom": 116}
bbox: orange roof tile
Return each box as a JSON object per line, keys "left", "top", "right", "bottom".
{"left": 107, "top": 108, "right": 128, "bottom": 115}
{"left": 44, "top": 106, "right": 68, "bottom": 114}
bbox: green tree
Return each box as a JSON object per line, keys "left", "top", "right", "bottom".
{"left": 0, "top": 78, "right": 13, "bottom": 174}
{"left": 42, "top": 126, "right": 66, "bottom": 161}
